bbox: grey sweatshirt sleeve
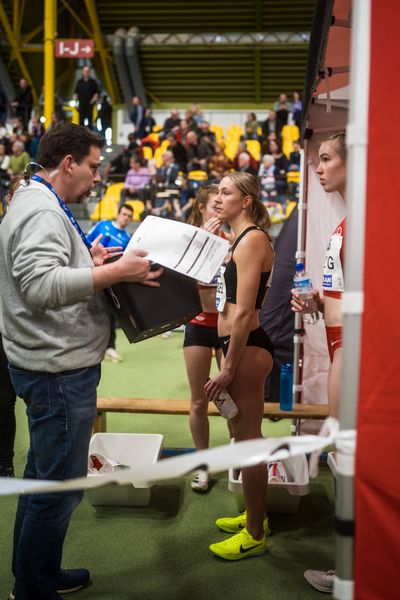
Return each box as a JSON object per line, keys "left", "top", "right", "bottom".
{"left": 10, "top": 209, "right": 94, "bottom": 309}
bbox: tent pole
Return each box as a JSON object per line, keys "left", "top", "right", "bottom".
{"left": 334, "top": 0, "right": 371, "bottom": 598}
{"left": 292, "top": 147, "right": 307, "bottom": 414}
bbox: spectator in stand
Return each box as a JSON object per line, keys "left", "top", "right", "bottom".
{"left": 291, "top": 91, "right": 302, "bottom": 128}
{"left": 198, "top": 121, "right": 216, "bottom": 146}
{"left": 13, "top": 117, "right": 27, "bottom": 136}
{"left": 244, "top": 112, "right": 259, "bottom": 140}
{"left": 191, "top": 104, "right": 205, "bottom": 125}
{"left": 8, "top": 141, "right": 30, "bottom": 177}
{"left": 74, "top": 66, "right": 100, "bottom": 129}
{"left": 97, "top": 94, "right": 112, "bottom": 138}
{"left": 0, "top": 88, "right": 8, "bottom": 124}
{"left": 290, "top": 139, "right": 301, "bottom": 167}
{"left": 258, "top": 154, "right": 276, "bottom": 202}
{"left": 261, "top": 110, "right": 280, "bottom": 140}
{"left": 184, "top": 110, "right": 198, "bottom": 131}
{"left": 28, "top": 115, "right": 45, "bottom": 140}
{"left": 11, "top": 79, "right": 33, "bottom": 127}
{"left": 103, "top": 134, "right": 141, "bottom": 181}
{"left": 86, "top": 204, "right": 133, "bottom": 363}
{"left": 186, "top": 131, "right": 213, "bottom": 172}
{"left": 138, "top": 108, "right": 156, "bottom": 139}
{"left": 273, "top": 93, "right": 290, "bottom": 135}
{"left": 233, "top": 141, "right": 259, "bottom": 173}
{"left": 237, "top": 152, "right": 258, "bottom": 177}
{"left": 49, "top": 111, "right": 65, "bottom": 129}
{"left": 167, "top": 133, "right": 188, "bottom": 173}
{"left": 120, "top": 155, "right": 150, "bottom": 204}
{"left": 209, "top": 145, "right": 231, "bottom": 181}
{"left": 129, "top": 96, "right": 145, "bottom": 137}
{"left": 267, "top": 139, "right": 289, "bottom": 202}
{"left": 38, "top": 86, "right": 65, "bottom": 121}
{"left": 162, "top": 109, "right": 181, "bottom": 139}
{"left": 0, "top": 143, "right": 10, "bottom": 173}
{"left": 152, "top": 151, "right": 182, "bottom": 219}
{"left": 176, "top": 118, "right": 191, "bottom": 145}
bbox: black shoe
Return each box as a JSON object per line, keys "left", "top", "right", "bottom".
{"left": 57, "top": 569, "right": 90, "bottom": 594}
{"left": 9, "top": 568, "right": 90, "bottom": 599}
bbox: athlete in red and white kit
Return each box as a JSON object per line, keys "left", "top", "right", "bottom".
{"left": 183, "top": 185, "right": 229, "bottom": 492}
{"left": 291, "top": 131, "right": 347, "bottom": 594}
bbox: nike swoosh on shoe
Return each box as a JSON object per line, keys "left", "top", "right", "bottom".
{"left": 239, "top": 543, "right": 264, "bottom": 554}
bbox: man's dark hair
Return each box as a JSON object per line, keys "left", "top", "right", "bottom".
{"left": 118, "top": 203, "right": 133, "bottom": 214}
{"left": 37, "top": 123, "right": 104, "bottom": 169}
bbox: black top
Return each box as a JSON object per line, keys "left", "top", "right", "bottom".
{"left": 74, "top": 78, "right": 99, "bottom": 105}
{"left": 224, "top": 226, "right": 271, "bottom": 309}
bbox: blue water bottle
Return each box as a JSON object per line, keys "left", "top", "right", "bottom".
{"left": 279, "top": 363, "right": 293, "bottom": 411}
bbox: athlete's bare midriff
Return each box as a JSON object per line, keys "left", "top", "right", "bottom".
{"left": 199, "top": 286, "right": 218, "bottom": 313}
{"left": 324, "top": 295, "right": 343, "bottom": 327}
{"left": 217, "top": 303, "right": 261, "bottom": 337}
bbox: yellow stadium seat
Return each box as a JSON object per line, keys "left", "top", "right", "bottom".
{"left": 160, "top": 139, "right": 170, "bottom": 151}
{"left": 287, "top": 170, "right": 300, "bottom": 184}
{"left": 152, "top": 124, "right": 162, "bottom": 133}
{"left": 147, "top": 132, "right": 160, "bottom": 142}
{"left": 281, "top": 125, "right": 300, "bottom": 142}
{"left": 286, "top": 200, "right": 297, "bottom": 219}
{"left": 245, "top": 140, "right": 261, "bottom": 161}
{"left": 142, "top": 146, "right": 153, "bottom": 160}
{"left": 102, "top": 182, "right": 125, "bottom": 202}
{"left": 224, "top": 140, "right": 239, "bottom": 161}
{"left": 227, "top": 124, "right": 242, "bottom": 140}
{"left": 125, "top": 199, "right": 145, "bottom": 221}
{"left": 188, "top": 170, "right": 208, "bottom": 181}
{"left": 210, "top": 124, "right": 224, "bottom": 144}
{"left": 154, "top": 146, "right": 164, "bottom": 168}
{"left": 90, "top": 199, "right": 118, "bottom": 221}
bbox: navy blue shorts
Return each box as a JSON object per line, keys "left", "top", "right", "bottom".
{"left": 219, "top": 327, "right": 274, "bottom": 358}
{"left": 183, "top": 322, "right": 221, "bottom": 350}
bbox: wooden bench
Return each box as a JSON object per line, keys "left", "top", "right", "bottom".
{"left": 94, "top": 397, "right": 329, "bottom": 433}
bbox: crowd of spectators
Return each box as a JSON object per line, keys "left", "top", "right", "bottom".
{"left": 0, "top": 78, "right": 302, "bottom": 222}
{"left": 105, "top": 93, "right": 302, "bottom": 222}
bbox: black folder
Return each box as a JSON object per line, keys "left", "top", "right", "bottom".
{"left": 104, "top": 264, "right": 202, "bottom": 343}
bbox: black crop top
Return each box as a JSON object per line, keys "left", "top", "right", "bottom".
{"left": 224, "top": 226, "right": 271, "bottom": 309}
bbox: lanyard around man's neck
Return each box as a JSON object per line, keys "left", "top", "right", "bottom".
{"left": 32, "top": 175, "right": 92, "bottom": 251}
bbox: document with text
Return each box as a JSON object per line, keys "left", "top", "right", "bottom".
{"left": 125, "top": 216, "right": 229, "bottom": 283}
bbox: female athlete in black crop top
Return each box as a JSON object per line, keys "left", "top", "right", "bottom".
{"left": 205, "top": 172, "right": 274, "bottom": 561}
{"left": 223, "top": 226, "right": 272, "bottom": 308}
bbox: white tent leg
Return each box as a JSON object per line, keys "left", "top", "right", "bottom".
{"left": 334, "top": 0, "right": 371, "bottom": 597}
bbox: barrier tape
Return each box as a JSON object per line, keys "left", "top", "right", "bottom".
{"left": 0, "top": 418, "right": 346, "bottom": 497}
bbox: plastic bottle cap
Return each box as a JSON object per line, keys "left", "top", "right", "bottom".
{"left": 295, "top": 262, "right": 304, "bottom": 271}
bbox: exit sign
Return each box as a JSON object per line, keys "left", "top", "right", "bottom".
{"left": 55, "top": 39, "right": 94, "bottom": 58}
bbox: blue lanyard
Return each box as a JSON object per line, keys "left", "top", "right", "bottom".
{"left": 32, "top": 175, "right": 92, "bottom": 251}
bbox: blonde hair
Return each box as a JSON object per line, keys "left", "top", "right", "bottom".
{"left": 327, "top": 131, "right": 347, "bottom": 162}
{"left": 187, "top": 185, "right": 219, "bottom": 227}
{"left": 225, "top": 172, "right": 271, "bottom": 232}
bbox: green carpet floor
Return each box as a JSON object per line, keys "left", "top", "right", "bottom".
{"left": 0, "top": 331, "right": 334, "bottom": 599}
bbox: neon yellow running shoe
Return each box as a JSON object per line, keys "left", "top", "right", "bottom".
{"left": 215, "top": 512, "right": 270, "bottom": 535}
{"left": 209, "top": 528, "right": 267, "bottom": 561}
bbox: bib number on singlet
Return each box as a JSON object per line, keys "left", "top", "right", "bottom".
{"left": 323, "top": 232, "right": 344, "bottom": 292}
{"left": 215, "top": 266, "right": 226, "bottom": 313}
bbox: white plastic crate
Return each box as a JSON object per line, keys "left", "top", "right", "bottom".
{"left": 228, "top": 453, "right": 310, "bottom": 514}
{"left": 327, "top": 451, "right": 337, "bottom": 478}
{"left": 87, "top": 433, "right": 163, "bottom": 507}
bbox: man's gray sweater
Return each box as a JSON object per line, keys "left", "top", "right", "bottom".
{"left": 0, "top": 180, "right": 110, "bottom": 372}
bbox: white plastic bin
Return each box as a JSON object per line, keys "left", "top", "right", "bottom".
{"left": 228, "top": 453, "right": 310, "bottom": 514}
{"left": 87, "top": 433, "right": 163, "bottom": 507}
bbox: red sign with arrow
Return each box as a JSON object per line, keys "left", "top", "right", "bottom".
{"left": 55, "top": 39, "right": 94, "bottom": 58}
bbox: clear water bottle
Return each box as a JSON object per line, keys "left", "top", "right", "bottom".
{"left": 213, "top": 389, "right": 238, "bottom": 420}
{"left": 279, "top": 363, "right": 293, "bottom": 411}
{"left": 293, "top": 262, "right": 319, "bottom": 324}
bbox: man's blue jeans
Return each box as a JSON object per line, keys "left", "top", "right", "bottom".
{"left": 8, "top": 364, "right": 101, "bottom": 600}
